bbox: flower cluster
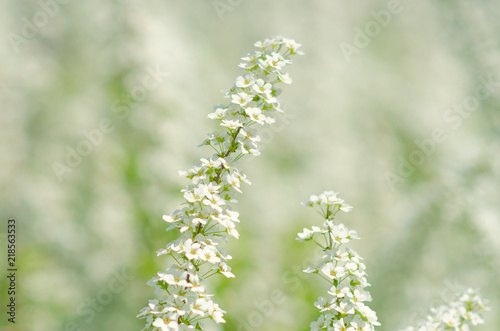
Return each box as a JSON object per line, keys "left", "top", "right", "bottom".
{"left": 400, "top": 288, "right": 489, "bottom": 331}
{"left": 298, "top": 191, "right": 380, "bottom": 331}
{"left": 138, "top": 36, "right": 302, "bottom": 331}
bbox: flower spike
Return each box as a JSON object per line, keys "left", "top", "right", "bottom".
{"left": 138, "top": 36, "right": 302, "bottom": 331}
{"left": 299, "top": 191, "right": 380, "bottom": 331}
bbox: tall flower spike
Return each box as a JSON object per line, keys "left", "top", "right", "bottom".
{"left": 138, "top": 36, "right": 303, "bottom": 331}
{"left": 400, "top": 288, "right": 489, "bottom": 331}
{"left": 298, "top": 191, "right": 380, "bottom": 331}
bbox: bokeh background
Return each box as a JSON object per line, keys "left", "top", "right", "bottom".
{"left": 1, "top": 1, "right": 499, "bottom": 330}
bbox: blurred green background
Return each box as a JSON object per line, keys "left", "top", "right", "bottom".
{"left": 1, "top": 1, "right": 499, "bottom": 330}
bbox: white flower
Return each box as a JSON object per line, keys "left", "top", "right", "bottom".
{"left": 318, "top": 191, "right": 340, "bottom": 205}
{"left": 153, "top": 317, "right": 179, "bottom": 331}
{"left": 283, "top": 37, "right": 303, "bottom": 54}
{"left": 239, "top": 139, "right": 260, "bottom": 155}
{"left": 208, "top": 302, "right": 226, "bottom": 323}
{"left": 239, "top": 51, "right": 261, "bottom": 69}
{"left": 218, "top": 262, "right": 235, "bottom": 278}
{"left": 158, "top": 269, "right": 188, "bottom": 287}
{"left": 252, "top": 79, "right": 272, "bottom": 95}
{"left": 259, "top": 53, "right": 289, "bottom": 72}
{"left": 303, "top": 265, "right": 318, "bottom": 274}
{"left": 345, "top": 261, "right": 359, "bottom": 274}
{"left": 162, "top": 214, "right": 180, "bottom": 224}
{"left": 346, "top": 289, "right": 372, "bottom": 304}
{"left": 245, "top": 107, "right": 266, "bottom": 125}
{"left": 220, "top": 215, "right": 239, "bottom": 239}
{"left": 199, "top": 246, "right": 220, "bottom": 264}
{"left": 327, "top": 285, "right": 350, "bottom": 299}
{"left": 357, "top": 304, "right": 380, "bottom": 325}
{"left": 261, "top": 92, "right": 278, "bottom": 105}
{"left": 231, "top": 92, "right": 253, "bottom": 107}
{"left": 206, "top": 182, "right": 221, "bottom": 196}
{"left": 303, "top": 191, "right": 353, "bottom": 217}
{"left": 190, "top": 298, "right": 210, "bottom": 317}
{"left": 340, "top": 203, "right": 353, "bottom": 213}
{"left": 314, "top": 297, "right": 335, "bottom": 312}
{"left": 226, "top": 173, "right": 242, "bottom": 193}
{"left": 320, "top": 263, "right": 347, "bottom": 280}
{"left": 330, "top": 224, "right": 353, "bottom": 244}
{"left": 239, "top": 128, "right": 261, "bottom": 142}
{"left": 400, "top": 288, "right": 488, "bottom": 331}
{"left": 182, "top": 239, "right": 202, "bottom": 260}
{"left": 235, "top": 75, "right": 254, "bottom": 88}
{"left": 225, "top": 210, "right": 240, "bottom": 223}
{"left": 296, "top": 226, "right": 321, "bottom": 242}
{"left": 278, "top": 72, "right": 293, "bottom": 84}
{"left": 302, "top": 194, "right": 320, "bottom": 207}
{"left": 220, "top": 119, "right": 243, "bottom": 131}
{"left": 183, "top": 185, "right": 207, "bottom": 203}
{"left": 254, "top": 40, "right": 268, "bottom": 50}
{"left": 332, "top": 317, "right": 349, "bottom": 331}
{"left": 203, "top": 193, "right": 225, "bottom": 212}
{"left": 200, "top": 157, "right": 221, "bottom": 169}
{"left": 208, "top": 107, "right": 227, "bottom": 120}
{"left": 310, "top": 315, "right": 331, "bottom": 331}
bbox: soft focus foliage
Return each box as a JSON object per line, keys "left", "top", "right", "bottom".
{"left": 1, "top": 1, "right": 499, "bottom": 331}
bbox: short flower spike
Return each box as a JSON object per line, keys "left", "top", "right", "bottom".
{"left": 299, "top": 191, "right": 380, "bottom": 330}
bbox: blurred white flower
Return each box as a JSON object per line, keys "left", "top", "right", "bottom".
{"left": 400, "top": 288, "right": 489, "bottom": 331}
